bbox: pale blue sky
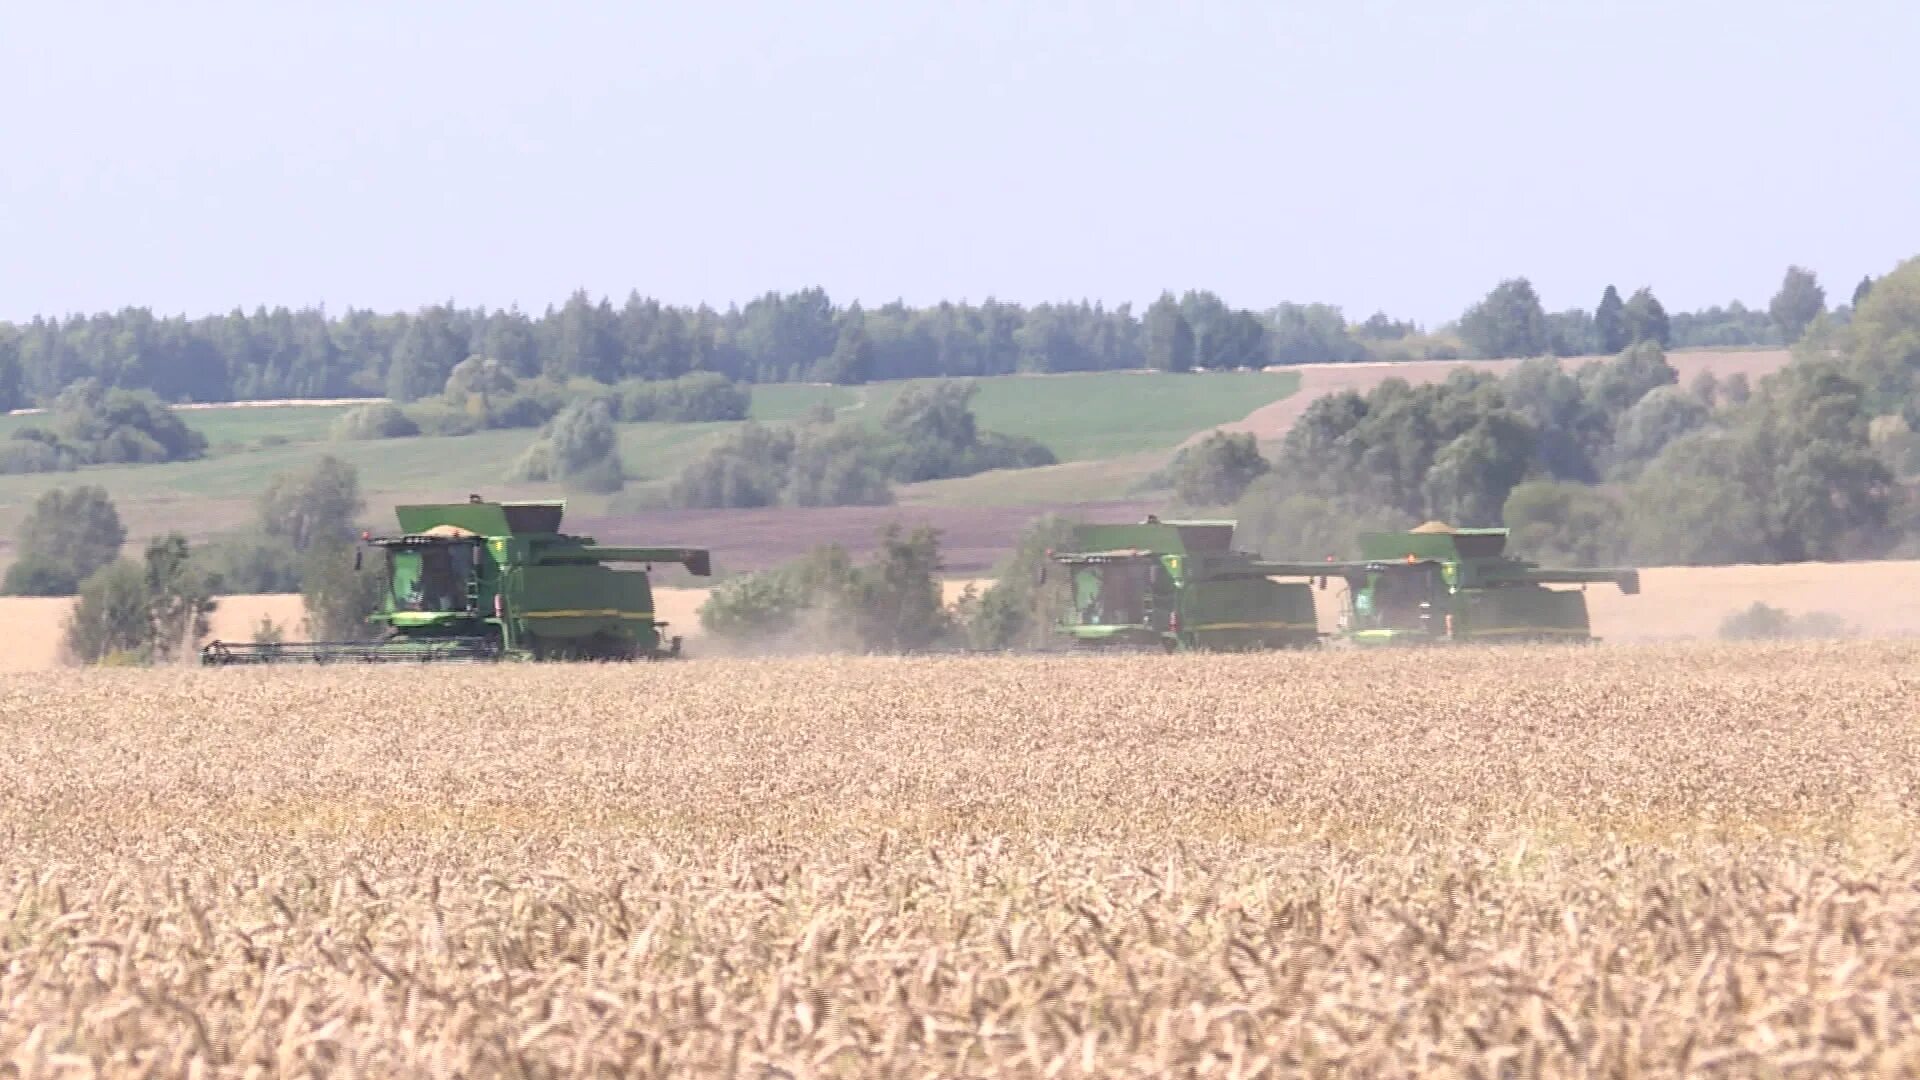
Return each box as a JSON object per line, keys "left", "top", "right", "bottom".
{"left": 2, "top": 1, "right": 1914, "bottom": 325}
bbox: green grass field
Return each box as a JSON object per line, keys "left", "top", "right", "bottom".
{"left": 0, "top": 421, "right": 744, "bottom": 508}
{"left": 0, "top": 403, "right": 359, "bottom": 447}
{"left": 0, "top": 371, "right": 1299, "bottom": 536}
{"left": 0, "top": 370, "right": 1298, "bottom": 463}
{"left": 780, "top": 370, "right": 1299, "bottom": 461}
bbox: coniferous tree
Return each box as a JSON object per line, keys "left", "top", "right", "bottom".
{"left": 1852, "top": 274, "right": 1876, "bottom": 310}
{"left": 1144, "top": 293, "right": 1194, "bottom": 372}
{"left": 1594, "top": 285, "right": 1629, "bottom": 353}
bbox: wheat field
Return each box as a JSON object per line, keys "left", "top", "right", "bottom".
{"left": 5, "top": 643, "right": 1920, "bottom": 1076}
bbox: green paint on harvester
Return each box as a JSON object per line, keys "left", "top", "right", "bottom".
{"left": 1047, "top": 518, "right": 1321, "bottom": 652}
{"left": 1285, "top": 522, "right": 1640, "bottom": 645}
{"left": 201, "top": 496, "right": 711, "bottom": 665}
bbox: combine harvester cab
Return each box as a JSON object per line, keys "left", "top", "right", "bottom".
{"left": 201, "top": 496, "right": 711, "bottom": 665}
{"left": 1048, "top": 518, "right": 1320, "bottom": 652}
{"left": 1304, "top": 522, "right": 1639, "bottom": 646}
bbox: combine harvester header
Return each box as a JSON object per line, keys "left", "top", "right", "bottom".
{"left": 202, "top": 495, "right": 710, "bottom": 664}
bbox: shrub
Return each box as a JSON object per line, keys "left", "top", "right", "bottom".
{"left": 2, "top": 486, "right": 126, "bottom": 596}
{"left": 301, "top": 537, "right": 385, "bottom": 640}
{"left": 786, "top": 426, "right": 894, "bottom": 507}
{"left": 1169, "top": 431, "right": 1269, "bottom": 507}
{"left": 190, "top": 532, "right": 302, "bottom": 594}
{"left": 616, "top": 373, "right": 750, "bottom": 423}
{"left": 699, "top": 526, "right": 954, "bottom": 653}
{"left": 46, "top": 380, "right": 208, "bottom": 466}
{"left": 1719, "top": 602, "right": 1852, "bottom": 641}
{"left": 510, "top": 400, "right": 625, "bottom": 493}
{"left": 407, "top": 404, "right": 484, "bottom": 437}
{"left": 63, "top": 535, "right": 217, "bottom": 665}
{"left": 331, "top": 402, "right": 420, "bottom": 441}
{"left": 0, "top": 381, "right": 211, "bottom": 474}
{"left": 667, "top": 425, "right": 796, "bottom": 509}
{"left": 0, "top": 435, "right": 77, "bottom": 474}
{"left": 879, "top": 381, "right": 1057, "bottom": 483}
{"left": 963, "top": 515, "right": 1079, "bottom": 650}
{"left": 667, "top": 383, "right": 1052, "bottom": 509}
{"left": 258, "top": 456, "right": 365, "bottom": 553}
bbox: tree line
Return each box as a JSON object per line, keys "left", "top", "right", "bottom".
{"left": 0, "top": 268, "right": 1849, "bottom": 412}
{"left": 1160, "top": 257, "right": 1920, "bottom": 568}
{"left": 0, "top": 292, "right": 1375, "bottom": 408}
{"left": 1454, "top": 265, "right": 1861, "bottom": 360}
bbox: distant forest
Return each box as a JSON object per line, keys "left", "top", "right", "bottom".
{"left": 0, "top": 274, "right": 1827, "bottom": 410}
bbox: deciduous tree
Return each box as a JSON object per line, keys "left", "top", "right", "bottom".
{"left": 1768, "top": 266, "right": 1826, "bottom": 343}
{"left": 2, "top": 486, "right": 125, "bottom": 596}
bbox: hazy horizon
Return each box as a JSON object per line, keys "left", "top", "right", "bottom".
{"left": 3, "top": 1, "right": 1915, "bottom": 326}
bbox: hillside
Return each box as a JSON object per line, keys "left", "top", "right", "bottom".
{"left": 0, "top": 351, "right": 1796, "bottom": 579}
{"left": 0, "top": 370, "right": 1300, "bottom": 562}
{"left": 903, "top": 349, "right": 1794, "bottom": 508}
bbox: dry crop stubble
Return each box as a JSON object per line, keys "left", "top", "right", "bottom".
{"left": 4, "top": 644, "right": 1920, "bottom": 1075}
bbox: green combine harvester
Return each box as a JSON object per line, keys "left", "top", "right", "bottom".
{"left": 201, "top": 496, "right": 710, "bottom": 664}
{"left": 1049, "top": 517, "right": 1642, "bottom": 652}
{"left": 1305, "top": 522, "right": 1640, "bottom": 645}
{"left": 1048, "top": 517, "right": 1321, "bottom": 651}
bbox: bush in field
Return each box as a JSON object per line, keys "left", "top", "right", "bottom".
{"left": 1719, "top": 602, "right": 1851, "bottom": 641}
{"left": 2, "top": 485, "right": 125, "bottom": 596}
{"left": 510, "top": 400, "right": 625, "bottom": 493}
{"left": 330, "top": 402, "right": 419, "bottom": 441}
{"left": 1233, "top": 482, "right": 1407, "bottom": 561}
{"left": 784, "top": 425, "right": 894, "bottom": 507}
{"left": 258, "top": 455, "right": 364, "bottom": 553}
{"left": 188, "top": 457, "right": 368, "bottom": 596}
{"left": 878, "top": 381, "right": 1054, "bottom": 483}
{"left": 699, "top": 525, "right": 952, "bottom": 652}
{"left": 300, "top": 537, "right": 385, "bottom": 640}
{"left": 1168, "top": 431, "right": 1268, "bottom": 507}
{"left": 0, "top": 381, "right": 207, "bottom": 474}
{"left": 190, "top": 533, "right": 303, "bottom": 594}
{"left": 667, "top": 424, "right": 798, "bottom": 509}
{"left": 615, "top": 372, "right": 750, "bottom": 422}
{"left": 961, "top": 514, "right": 1079, "bottom": 650}
{"left": 666, "top": 382, "right": 1051, "bottom": 509}
{"left": 63, "top": 534, "right": 217, "bottom": 665}
{"left": 669, "top": 422, "right": 892, "bottom": 509}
